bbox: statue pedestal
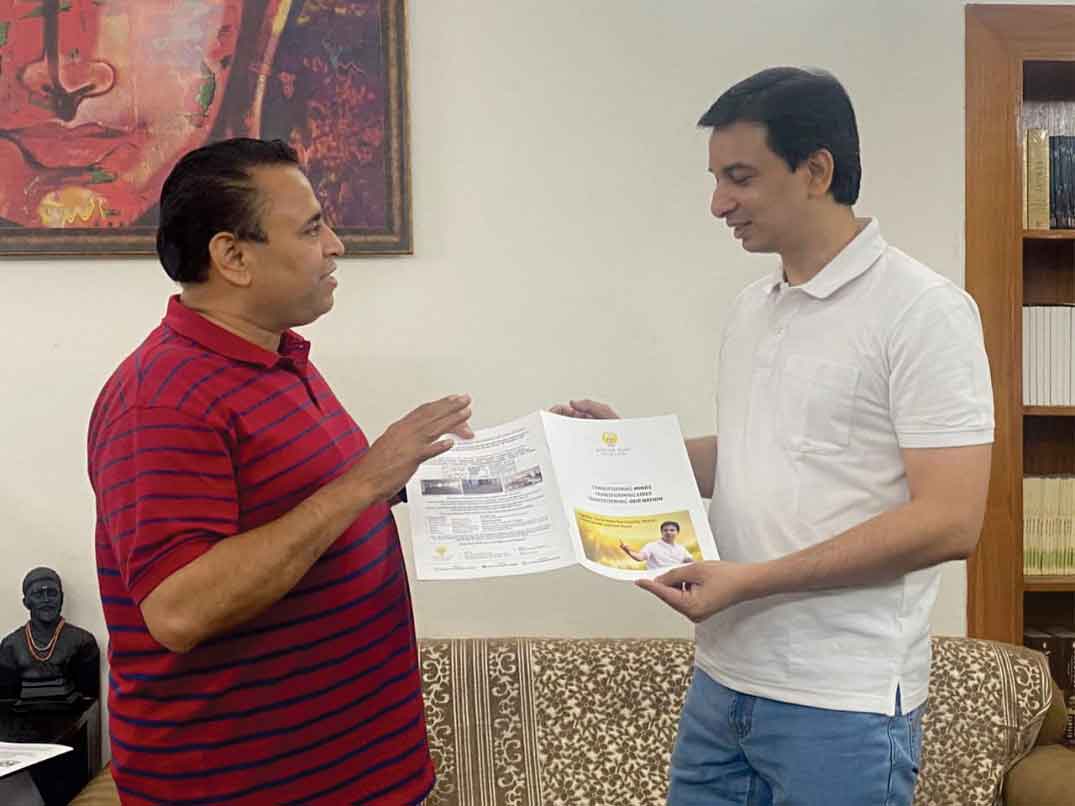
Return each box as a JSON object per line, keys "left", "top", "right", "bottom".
{"left": 0, "top": 697, "right": 100, "bottom": 806}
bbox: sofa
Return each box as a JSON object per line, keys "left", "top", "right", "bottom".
{"left": 70, "top": 636, "right": 1073, "bottom": 806}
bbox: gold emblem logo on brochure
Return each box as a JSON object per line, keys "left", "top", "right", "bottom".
{"left": 601, "top": 432, "right": 619, "bottom": 447}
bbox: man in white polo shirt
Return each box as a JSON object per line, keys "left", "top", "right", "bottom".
{"left": 621, "top": 521, "right": 694, "bottom": 569}
{"left": 553, "top": 67, "right": 993, "bottom": 806}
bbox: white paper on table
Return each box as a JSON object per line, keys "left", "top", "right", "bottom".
{"left": 0, "top": 742, "right": 72, "bottom": 779}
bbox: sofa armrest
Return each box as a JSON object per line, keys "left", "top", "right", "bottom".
{"left": 1036, "top": 679, "right": 1068, "bottom": 746}
{"left": 1003, "top": 745, "right": 1075, "bottom": 806}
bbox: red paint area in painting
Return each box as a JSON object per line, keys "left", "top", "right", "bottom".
{"left": 0, "top": 1, "right": 397, "bottom": 236}
{"left": 0, "top": 0, "right": 243, "bottom": 227}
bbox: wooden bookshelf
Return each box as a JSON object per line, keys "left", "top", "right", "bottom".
{"left": 1024, "top": 407, "right": 1075, "bottom": 417}
{"left": 1025, "top": 575, "right": 1075, "bottom": 593}
{"left": 966, "top": 6, "right": 1075, "bottom": 650}
{"left": 1024, "top": 230, "right": 1075, "bottom": 240}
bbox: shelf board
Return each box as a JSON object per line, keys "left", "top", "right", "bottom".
{"left": 1023, "top": 406, "right": 1075, "bottom": 416}
{"left": 1024, "top": 230, "right": 1075, "bottom": 240}
{"left": 1024, "top": 575, "right": 1075, "bottom": 592}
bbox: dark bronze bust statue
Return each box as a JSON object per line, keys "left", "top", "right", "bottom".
{"left": 0, "top": 568, "right": 99, "bottom": 709}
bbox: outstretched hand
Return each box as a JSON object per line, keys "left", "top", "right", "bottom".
{"left": 357, "top": 394, "right": 474, "bottom": 502}
{"left": 548, "top": 399, "right": 620, "bottom": 419}
{"left": 636, "top": 561, "right": 757, "bottom": 623}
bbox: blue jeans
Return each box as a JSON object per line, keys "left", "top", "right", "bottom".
{"left": 668, "top": 668, "right": 924, "bottom": 806}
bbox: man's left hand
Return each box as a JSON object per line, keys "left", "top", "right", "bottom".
{"left": 636, "top": 561, "right": 757, "bottom": 623}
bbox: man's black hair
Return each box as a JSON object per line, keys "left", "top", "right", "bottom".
{"left": 698, "top": 67, "right": 861, "bottom": 205}
{"left": 156, "top": 138, "right": 300, "bottom": 283}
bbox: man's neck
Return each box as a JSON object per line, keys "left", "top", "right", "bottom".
{"left": 780, "top": 212, "right": 866, "bottom": 287}
{"left": 179, "top": 291, "right": 283, "bottom": 352}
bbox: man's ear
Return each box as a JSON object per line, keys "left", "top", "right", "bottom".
{"left": 208, "top": 232, "right": 254, "bottom": 288}
{"left": 804, "top": 148, "right": 836, "bottom": 198}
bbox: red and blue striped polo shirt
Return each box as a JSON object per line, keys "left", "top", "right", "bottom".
{"left": 87, "top": 296, "right": 434, "bottom": 805}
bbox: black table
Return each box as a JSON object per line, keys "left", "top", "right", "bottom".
{"left": 0, "top": 698, "right": 101, "bottom": 805}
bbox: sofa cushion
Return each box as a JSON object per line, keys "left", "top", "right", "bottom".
{"left": 420, "top": 638, "right": 693, "bottom": 806}
{"left": 1003, "top": 744, "right": 1075, "bottom": 806}
{"left": 912, "top": 637, "right": 1054, "bottom": 806}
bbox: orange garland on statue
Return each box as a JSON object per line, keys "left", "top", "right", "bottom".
{"left": 24, "top": 617, "right": 65, "bottom": 663}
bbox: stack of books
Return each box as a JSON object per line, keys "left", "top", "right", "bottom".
{"left": 1026, "top": 128, "right": 1075, "bottom": 228}
{"left": 1022, "top": 305, "right": 1075, "bottom": 405}
{"left": 1023, "top": 476, "right": 1075, "bottom": 575}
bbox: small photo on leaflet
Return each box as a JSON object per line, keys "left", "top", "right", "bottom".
{"left": 462, "top": 478, "right": 503, "bottom": 495}
{"left": 504, "top": 466, "right": 543, "bottom": 492}
{"left": 421, "top": 479, "right": 463, "bottom": 496}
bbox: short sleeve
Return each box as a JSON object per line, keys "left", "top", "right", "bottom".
{"left": 888, "top": 285, "right": 995, "bottom": 448}
{"left": 93, "top": 406, "right": 239, "bottom": 603}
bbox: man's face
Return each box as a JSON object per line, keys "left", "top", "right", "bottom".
{"left": 23, "top": 579, "right": 62, "bottom": 626}
{"left": 0, "top": 0, "right": 245, "bottom": 227}
{"left": 240, "top": 164, "right": 345, "bottom": 331}
{"left": 707, "top": 122, "right": 811, "bottom": 255}
{"left": 660, "top": 524, "right": 680, "bottom": 543}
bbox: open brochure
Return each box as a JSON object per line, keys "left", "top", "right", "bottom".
{"left": 406, "top": 411, "right": 718, "bottom": 580}
{"left": 0, "top": 741, "right": 71, "bottom": 779}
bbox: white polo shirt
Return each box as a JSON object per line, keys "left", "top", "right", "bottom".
{"left": 697, "top": 218, "right": 994, "bottom": 716}
{"left": 640, "top": 539, "right": 693, "bottom": 569}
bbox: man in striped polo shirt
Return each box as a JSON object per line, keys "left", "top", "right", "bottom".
{"left": 88, "top": 138, "right": 471, "bottom": 805}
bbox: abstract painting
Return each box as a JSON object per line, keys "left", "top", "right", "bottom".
{"left": 0, "top": 0, "right": 410, "bottom": 256}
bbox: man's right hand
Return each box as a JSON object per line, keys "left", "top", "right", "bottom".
{"left": 353, "top": 394, "right": 474, "bottom": 502}
{"left": 548, "top": 399, "right": 620, "bottom": 419}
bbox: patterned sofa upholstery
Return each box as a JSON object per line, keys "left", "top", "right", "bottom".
{"left": 71, "top": 636, "right": 1071, "bottom": 806}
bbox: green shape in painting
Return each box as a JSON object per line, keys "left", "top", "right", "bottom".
{"left": 89, "top": 167, "right": 117, "bottom": 185}
{"left": 196, "top": 61, "right": 217, "bottom": 114}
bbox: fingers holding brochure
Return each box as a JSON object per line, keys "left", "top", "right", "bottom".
{"left": 548, "top": 399, "right": 620, "bottom": 419}
{"left": 636, "top": 561, "right": 755, "bottom": 623}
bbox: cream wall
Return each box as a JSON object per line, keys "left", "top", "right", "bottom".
{"left": 4, "top": 0, "right": 1018, "bottom": 678}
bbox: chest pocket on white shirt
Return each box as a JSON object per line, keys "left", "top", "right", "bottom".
{"left": 778, "top": 356, "right": 860, "bottom": 454}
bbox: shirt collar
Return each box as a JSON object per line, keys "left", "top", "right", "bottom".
{"left": 163, "top": 295, "right": 311, "bottom": 371}
{"left": 766, "top": 218, "right": 886, "bottom": 299}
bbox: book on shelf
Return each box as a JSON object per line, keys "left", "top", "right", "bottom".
{"left": 1022, "top": 476, "right": 1075, "bottom": 575}
{"left": 1045, "top": 625, "right": 1075, "bottom": 692}
{"left": 1027, "top": 128, "right": 1050, "bottom": 229}
{"left": 1025, "top": 626, "right": 1060, "bottom": 674}
{"left": 1066, "top": 694, "right": 1075, "bottom": 747}
{"left": 1050, "top": 136, "right": 1075, "bottom": 228}
{"left": 1021, "top": 305, "right": 1075, "bottom": 406}
{"left": 1023, "top": 128, "right": 1075, "bottom": 229}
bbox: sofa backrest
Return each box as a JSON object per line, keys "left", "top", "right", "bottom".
{"left": 906, "top": 637, "right": 1052, "bottom": 806}
{"left": 419, "top": 638, "right": 693, "bottom": 806}
{"left": 418, "top": 636, "right": 1055, "bottom": 806}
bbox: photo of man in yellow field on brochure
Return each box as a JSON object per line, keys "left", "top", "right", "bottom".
{"left": 575, "top": 510, "right": 701, "bottom": 571}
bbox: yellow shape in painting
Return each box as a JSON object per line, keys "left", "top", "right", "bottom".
{"left": 38, "top": 187, "right": 108, "bottom": 228}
